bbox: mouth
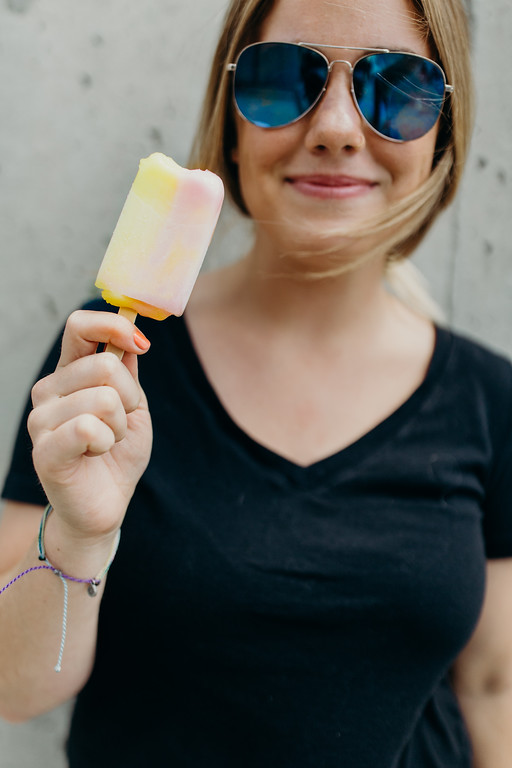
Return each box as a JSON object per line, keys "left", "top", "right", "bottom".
{"left": 285, "top": 174, "right": 378, "bottom": 199}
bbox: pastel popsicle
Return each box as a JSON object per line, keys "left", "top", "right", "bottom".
{"left": 95, "top": 153, "right": 224, "bottom": 328}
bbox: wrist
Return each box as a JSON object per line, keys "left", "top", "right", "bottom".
{"left": 0, "top": 504, "right": 121, "bottom": 675}
{"left": 40, "top": 505, "right": 121, "bottom": 589}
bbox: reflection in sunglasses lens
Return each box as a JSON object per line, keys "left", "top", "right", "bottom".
{"left": 234, "top": 44, "right": 446, "bottom": 140}
{"left": 353, "top": 53, "right": 446, "bottom": 140}
{"left": 235, "top": 43, "right": 328, "bottom": 128}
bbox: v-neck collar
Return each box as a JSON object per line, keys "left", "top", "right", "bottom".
{"left": 171, "top": 317, "right": 453, "bottom": 488}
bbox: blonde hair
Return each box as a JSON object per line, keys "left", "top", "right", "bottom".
{"left": 190, "top": 0, "right": 475, "bottom": 319}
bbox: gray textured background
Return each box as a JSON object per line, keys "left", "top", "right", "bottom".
{"left": 0, "top": 0, "right": 511, "bottom": 764}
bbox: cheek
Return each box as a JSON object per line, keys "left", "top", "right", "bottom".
{"left": 233, "top": 116, "right": 300, "bottom": 173}
{"left": 406, "top": 128, "right": 439, "bottom": 180}
{"left": 233, "top": 123, "right": 292, "bottom": 206}
{"left": 381, "top": 137, "right": 437, "bottom": 193}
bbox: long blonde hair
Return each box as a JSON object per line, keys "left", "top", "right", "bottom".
{"left": 190, "top": 0, "right": 475, "bottom": 318}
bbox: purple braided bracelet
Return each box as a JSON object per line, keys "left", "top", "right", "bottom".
{"left": 0, "top": 563, "right": 97, "bottom": 597}
{"left": 0, "top": 565, "right": 53, "bottom": 596}
{"left": 1, "top": 504, "right": 121, "bottom": 671}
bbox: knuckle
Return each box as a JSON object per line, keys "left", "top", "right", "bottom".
{"left": 31, "top": 374, "right": 51, "bottom": 407}
{"left": 31, "top": 439, "right": 46, "bottom": 472}
{"left": 73, "top": 413, "right": 98, "bottom": 443}
{"left": 26, "top": 406, "right": 43, "bottom": 439}
{"left": 114, "top": 419, "right": 128, "bottom": 443}
{"left": 96, "top": 386, "right": 120, "bottom": 417}
{"left": 73, "top": 413, "right": 114, "bottom": 454}
{"left": 65, "top": 310, "right": 83, "bottom": 336}
{"left": 31, "top": 430, "right": 55, "bottom": 472}
{"left": 125, "top": 387, "right": 141, "bottom": 414}
{"left": 97, "top": 352, "right": 119, "bottom": 381}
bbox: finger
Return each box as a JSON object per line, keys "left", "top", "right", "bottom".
{"left": 32, "top": 351, "right": 141, "bottom": 413}
{"left": 58, "top": 310, "right": 151, "bottom": 368}
{"left": 28, "top": 386, "right": 129, "bottom": 445}
{"left": 32, "top": 414, "right": 117, "bottom": 471}
{"left": 120, "top": 351, "right": 141, "bottom": 384}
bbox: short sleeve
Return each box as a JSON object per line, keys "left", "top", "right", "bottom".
{"left": 1, "top": 328, "right": 64, "bottom": 506}
{"left": 482, "top": 361, "right": 512, "bottom": 558}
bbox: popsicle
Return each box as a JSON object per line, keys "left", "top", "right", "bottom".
{"left": 95, "top": 152, "right": 224, "bottom": 355}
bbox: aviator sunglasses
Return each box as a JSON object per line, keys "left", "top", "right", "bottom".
{"left": 227, "top": 42, "right": 453, "bottom": 142}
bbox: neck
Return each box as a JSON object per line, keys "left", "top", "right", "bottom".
{"left": 220, "top": 236, "right": 397, "bottom": 343}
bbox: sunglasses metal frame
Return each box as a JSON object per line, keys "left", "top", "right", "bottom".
{"left": 227, "top": 41, "right": 454, "bottom": 143}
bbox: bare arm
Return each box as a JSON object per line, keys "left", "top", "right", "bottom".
{"left": 0, "top": 500, "right": 113, "bottom": 721}
{"left": 0, "top": 311, "right": 152, "bottom": 722}
{"left": 452, "top": 558, "right": 512, "bottom": 767}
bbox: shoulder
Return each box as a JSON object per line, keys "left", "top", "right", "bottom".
{"left": 439, "top": 325, "right": 512, "bottom": 399}
{"left": 432, "top": 327, "right": 512, "bottom": 478}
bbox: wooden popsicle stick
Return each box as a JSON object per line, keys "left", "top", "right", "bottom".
{"left": 105, "top": 306, "right": 138, "bottom": 359}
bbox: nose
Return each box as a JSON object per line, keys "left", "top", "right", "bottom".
{"left": 303, "top": 60, "right": 366, "bottom": 154}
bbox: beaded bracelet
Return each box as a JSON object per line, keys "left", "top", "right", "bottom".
{"left": 0, "top": 503, "right": 121, "bottom": 672}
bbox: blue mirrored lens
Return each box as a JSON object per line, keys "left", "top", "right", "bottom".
{"left": 234, "top": 43, "right": 328, "bottom": 128}
{"left": 353, "top": 53, "right": 446, "bottom": 141}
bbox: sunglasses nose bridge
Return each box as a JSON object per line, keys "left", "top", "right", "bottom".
{"left": 325, "top": 58, "right": 355, "bottom": 92}
{"left": 328, "top": 58, "right": 354, "bottom": 73}
{"left": 323, "top": 58, "right": 357, "bottom": 103}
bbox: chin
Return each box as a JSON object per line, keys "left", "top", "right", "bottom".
{"left": 270, "top": 238, "right": 376, "bottom": 280}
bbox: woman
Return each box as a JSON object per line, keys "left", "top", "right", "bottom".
{"left": 1, "top": 0, "right": 512, "bottom": 765}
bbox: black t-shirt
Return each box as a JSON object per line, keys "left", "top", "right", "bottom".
{"left": 3, "top": 299, "right": 512, "bottom": 767}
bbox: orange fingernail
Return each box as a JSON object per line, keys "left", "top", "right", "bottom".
{"left": 133, "top": 329, "right": 151, "bottom": 350}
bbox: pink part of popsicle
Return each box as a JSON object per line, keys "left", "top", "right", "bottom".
{"left": 95, "top": 154, "right": 224, "bottom": 320}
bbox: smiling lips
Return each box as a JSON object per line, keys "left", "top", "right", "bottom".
{"left": 287, "top": 174, "right": 378, "bottom": 199}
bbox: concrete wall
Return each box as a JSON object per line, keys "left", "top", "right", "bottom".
{"left": 0, "top": 0, "right": 511, "bottom": 764}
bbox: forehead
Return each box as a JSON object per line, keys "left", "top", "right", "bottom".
{"left": 259, "top": 0, "right": 429, "bottom": 55}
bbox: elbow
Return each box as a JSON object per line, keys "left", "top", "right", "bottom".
{"left": 0, "top": 711, "right": 31, "bottom": 724}
{"left": 0, "top": 699, "right": 34, "bottom": 724}
{"left": 453, "top": 667, "right": 512, "bottom": 700}
{"left": 0, "top": 674, "right": 39, "bottom": 723}
{"left": 0, "top": 688, "right": 42, "bottom": 722}
{"left": 479, "top": 675, "right": 512, "bottom": 697}
{"left": 0, "top": 696, "right": 70, "bottom": 724}
{"left": 0, "top": 680, "right": 76, "bottom": 724}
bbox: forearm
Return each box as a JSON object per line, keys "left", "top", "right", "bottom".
{"left": 0, "top": 517, "right": 116, "bottom": 722}
{"left": 457, "top": 688, "right": 512, "bottom": 768}
{"left": 0, "top": 310, "right": 150, "bottom": 721}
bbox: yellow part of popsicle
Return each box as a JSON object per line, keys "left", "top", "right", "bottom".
{"left": 95, "top": 153, "right": 224, "bottom": 321}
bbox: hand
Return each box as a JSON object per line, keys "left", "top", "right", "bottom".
{"left": 28, "top": 310, "right": 153, "bottom": 542}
